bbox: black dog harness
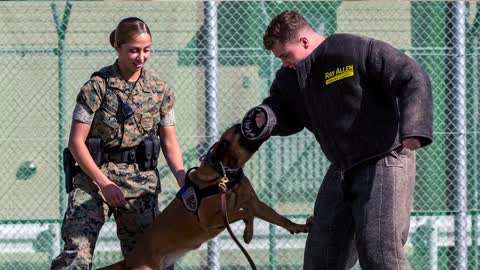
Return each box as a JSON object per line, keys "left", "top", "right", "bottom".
{"left": 176, "top": 166, "right": 244, "bottom": 212}
{"left": 176, "top": 139, "right": 245, "bottom": 213}
{"left": 177, "top": 140, "right": 245, "bottom": 212}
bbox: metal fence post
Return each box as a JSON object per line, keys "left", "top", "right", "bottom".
{"left": 50, "top": 0, "right": 72, "bottom": 263}
{"left": 445, "top": 2, "right": 468, "bottom": 270}
{"left": 202, "top": 1, "right": 220, "bottom": 269}
{"left": 51, "top": 0, "right": 72, "bottom": 217}
{"left": 468, "top": 3, "right": 480, "bottom": 269}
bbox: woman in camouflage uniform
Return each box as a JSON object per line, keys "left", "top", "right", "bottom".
{"left": 51, "top": 17, "right": 185, "bottom": 270}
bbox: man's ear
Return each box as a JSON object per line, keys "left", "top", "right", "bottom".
{"left": 300, "top": 36, "right": 309, "bottom": 49}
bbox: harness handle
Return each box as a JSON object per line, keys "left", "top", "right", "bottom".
{"left": 218, "top": 162, "right": 229, "bottom": 192}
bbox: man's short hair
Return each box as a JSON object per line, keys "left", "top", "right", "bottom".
{"left": 263, "top": 10, "right": 312, "bottom": 50}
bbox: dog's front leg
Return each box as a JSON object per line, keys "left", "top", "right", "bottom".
{"left": 243, "top": 214, "right": 254, "bottom": 244}
{"left": 254, "top": 201, "right": 309, "bottom": 234}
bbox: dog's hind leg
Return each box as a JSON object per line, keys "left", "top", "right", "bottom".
{"left": 254, "top": 201, "right": 309, "bottom": 234}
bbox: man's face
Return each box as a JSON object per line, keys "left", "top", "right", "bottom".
{"left": 271, "top": 38, "right": 310, "bottom": 69}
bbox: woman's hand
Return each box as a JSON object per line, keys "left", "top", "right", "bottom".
{"left": 174, "top": 169, "right": 186, "bottom": 187}
{"left": 69, "top": 120, "right": 127, "bottom": 207}
{"left": 98, "top": 180, "right": 127, "bottom": 207}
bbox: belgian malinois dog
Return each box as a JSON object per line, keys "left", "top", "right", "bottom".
{"left": 98, "top": 123, "right": 310, "bottom": 270}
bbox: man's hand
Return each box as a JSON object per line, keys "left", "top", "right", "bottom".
{"left": 401, "top": 137, "right": 422, "bottom": 151}
{"left": 99, "top": 180, "right": 127, "bottom": 207}
{"left": 255, "top": 111, "right": 266, "bottom": 129}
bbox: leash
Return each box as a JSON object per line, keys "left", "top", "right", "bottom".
{"left": 218, "top": 163, "right": 258, "bottom": 270}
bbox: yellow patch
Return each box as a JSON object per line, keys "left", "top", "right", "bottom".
{"left": 325, "top": 65, "right": 354, "bottom": 85}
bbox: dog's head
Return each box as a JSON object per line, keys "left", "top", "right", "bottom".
{"left": 204, "top": 123, "right": 267, "bottom": 170}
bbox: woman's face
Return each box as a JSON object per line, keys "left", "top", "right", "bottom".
{"left": 116, "top": 32, "right": 152, "bottom": 77}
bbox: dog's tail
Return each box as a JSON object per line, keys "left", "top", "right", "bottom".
{"left": 96, "top": 260, "right": 125, "bottom": 270}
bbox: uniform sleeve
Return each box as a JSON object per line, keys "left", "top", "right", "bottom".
{"left": 159, "top": 84, "right": 176, "bottom": 127}
{"left": 262, "top": 69, "right": 305, "bottom": 136}
{"left": 76, "top": 77, "right": 106, "bottom": 113}
{"left": 366, "top": 39, "right": 433, "bottom": 147}
{"left": 160, "top": 109, "right": 175, "bottom": 127}
{"left": 72, "top": 103, "right": 94, "bottom": 125}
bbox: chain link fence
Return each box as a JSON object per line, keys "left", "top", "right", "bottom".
{"left": 0, "top": 0, "right": 479, "bottom": 269}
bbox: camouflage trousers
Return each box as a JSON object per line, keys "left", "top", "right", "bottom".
{"left": 50, "top": 188, "right": 160, "bottom": 270}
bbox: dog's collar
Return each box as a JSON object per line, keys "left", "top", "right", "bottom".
{"left": 176, "top": 167, "right": 244, "bottom": 213}
{"left": 200, "top": 142, "right": 243, "bottom": 178}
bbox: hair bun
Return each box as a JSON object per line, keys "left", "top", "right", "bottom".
{"left": 109, "top": 29, "right": 116, "bottom": 47}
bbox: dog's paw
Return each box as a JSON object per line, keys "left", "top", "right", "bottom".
{"left": 287, "top": 217, "right": 313, "bottom": 234}
{"left": 288, "top": 223, "right": 310, "bottom": 234}
{"left": 306, "top": 216, "right": 313, "bottom": 231}
{"left": 243, "top": 228, "right": 253, "bottom": 244}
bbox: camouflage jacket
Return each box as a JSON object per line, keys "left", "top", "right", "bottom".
{"left": 74, "top": 62, "right": 175, "bottom": 197}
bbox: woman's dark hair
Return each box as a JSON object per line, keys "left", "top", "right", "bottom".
{"left": 109, "top": 17, "right": 151, "bottom": 48}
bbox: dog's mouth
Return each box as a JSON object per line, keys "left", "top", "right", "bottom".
{"left": 200, "top": 140, "right": 243, "bottom": 179}
{"left": 238, "top": 133, "right": 267, "bottom": 152}
{"left": 200, "top": 123, "right": 267, "bottom": 177}
{"left": 234, "top": 124, "right": 267, "bottom": 152}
